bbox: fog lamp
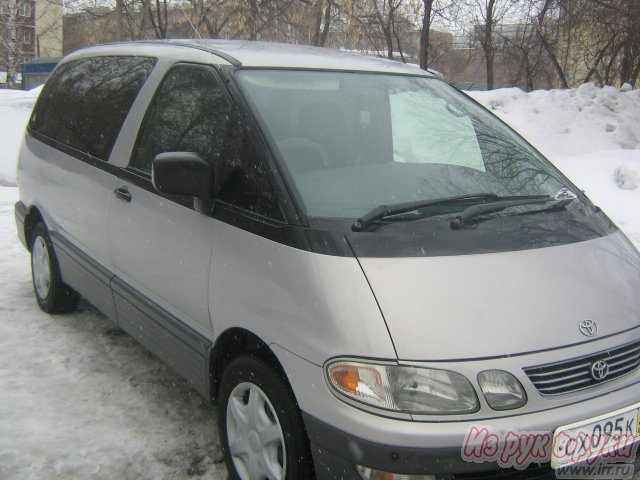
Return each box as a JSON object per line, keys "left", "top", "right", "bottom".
{"left": 356, "top": 465, "right": 435, "bottom": 480}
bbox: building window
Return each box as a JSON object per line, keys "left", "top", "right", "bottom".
{"left": 21, "top": 29, "right": 32, "bottom": 44}
{"left": 18, "top": 1, "right": 31, "bottom": 17}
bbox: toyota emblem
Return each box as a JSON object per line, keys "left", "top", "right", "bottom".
{"left": 590, "top": 360, "right": 609, "bottom": 381}
{"left": 579, "top": 320, "right": 598, "bottom": 337}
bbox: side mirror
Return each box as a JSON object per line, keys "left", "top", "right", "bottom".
{"left": 151, "top": 152, "right": 213, "bottom": 199}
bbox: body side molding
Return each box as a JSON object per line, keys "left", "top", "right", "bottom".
{"left": 112, "top": 276, "right": 212, "bottom": 399}
{"left": 50, "top": 229, "right": 213, "bottom": 401}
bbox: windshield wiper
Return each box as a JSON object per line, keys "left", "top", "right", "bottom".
{"left": 449, "top": 195, "right": 554, "bottom": 229}
{"left": 352, "top": 193, "right": 501, "bottom": 232}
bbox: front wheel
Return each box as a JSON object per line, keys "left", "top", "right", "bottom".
{"left": 218, "top": 356, "right": 314, "bottom": 480}
{"left": 30, "top": 223, "right": 80, "bottom": 314}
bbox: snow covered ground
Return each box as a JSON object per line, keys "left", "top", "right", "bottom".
{"left": 0, "top": 215, "right": 227, "bottom": 479}
{"left": 0, "top": 83, "right": 639, "bottom": 478}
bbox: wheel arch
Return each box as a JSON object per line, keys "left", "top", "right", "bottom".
{"left": 209, "top": 327, "right": 288, "bottom": 403}
{"left": 23, "top": 205, "right": 45, "bottom": 251}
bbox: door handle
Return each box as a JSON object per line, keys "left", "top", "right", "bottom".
{"left": 114, "top": 186, "right": 132, "bottom": 203}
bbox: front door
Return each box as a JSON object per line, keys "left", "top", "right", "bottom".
{"left": 107, "top": 65, "right": 233, "bottom": 391}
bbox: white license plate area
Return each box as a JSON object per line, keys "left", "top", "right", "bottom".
{"left": 552, "top": 406, "right": 639, "bottom": 468}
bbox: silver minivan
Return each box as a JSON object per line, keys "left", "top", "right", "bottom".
{"left": 15, "top": 40, "right": 640, "bottom": 480}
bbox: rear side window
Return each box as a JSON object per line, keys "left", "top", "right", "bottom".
{"left": 29, "top": 56, "right": 156, "bottom": 161}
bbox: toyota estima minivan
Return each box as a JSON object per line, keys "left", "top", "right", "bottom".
{"left": 15, "top": 40, "right": 640, "bottom": 479}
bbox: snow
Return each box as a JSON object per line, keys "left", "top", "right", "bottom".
{"left": 467, "top": 83, "right": 640, "bottom": 156}
{"left": 615, "top": 164, "right": 640, "bottom": 191}
{"left": 0, "top": 88, "right": 39, "bottom": 187}
{"left": 0, "top": 83, "right": 639, "bottom": 478}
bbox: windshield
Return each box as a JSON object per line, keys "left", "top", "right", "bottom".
{"left": 235, "top": 68, "right": 615, "bottom": 256}
{"left": 236, "top": 69, "right": 574, "bottom": 221}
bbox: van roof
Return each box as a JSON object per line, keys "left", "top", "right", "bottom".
{"left": 76, "top": 39, "right": 436, "bottom": 76}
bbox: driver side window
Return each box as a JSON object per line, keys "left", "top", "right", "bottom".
{"left": 132, "top": 64, "right": 283, "bottom": 221}
{"left": 132, "top": 65, "right": 230, "bottom": 173}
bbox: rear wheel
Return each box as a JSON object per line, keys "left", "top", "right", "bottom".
{"left": 30, "top": 223, "right": 80, "bottom": 314}
{"left": 218, "top": 356, "right": 314, "bottom": 480}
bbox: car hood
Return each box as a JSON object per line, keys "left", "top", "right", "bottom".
{"left": 356, "top": 231, "right": 640, "bottom": 360}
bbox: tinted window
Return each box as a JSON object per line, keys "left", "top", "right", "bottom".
{"left": 218, "top": 116, "right": 283, "bottom": 220}
{"left": 133, "top": 65, "right": 282, "bottom": 220}
{"left": 132, "top": 66, "right": 231, "bottom": 173}
{"left": 30, "top": 56, "right": 156, "bottom": 160}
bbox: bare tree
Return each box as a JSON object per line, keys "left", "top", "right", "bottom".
{"left": 0, "top": 0, "right": 25, "bottom": 86}
{"left": 533, "top": 0, "right": 569, "bottom": 87}
{"left": 304, "top": 0, "right": 333, "bottom": 46}
{"left": 464, "top": 0, "right": 517, "bottom": 89}
{"left": 188, "top": 0, "right": 237, "bottom": 38}
{"left": 2, "top": 0, "right": 61, "bottom": 84}
{"left": 416, "top": 0, "right": 452, "bottom": 71}
{"left": 607, "top": 0, "right": 639, "bottom": 86}
{"left": 146, "top": 0, "right": 168, "bottom": 39}
{"left": 418, "top": 0, "right": 434, "bottom": 69}
{"left": 532, "top": 0, "right": 640, "bottom": 87}
{"left": 53, "top": 0, "right": 640, "bottom": 90}
{"left": 373, "top": 0, "right": 404, "bottom": 59}
{"left": 350, "top": 0, "right": 406, "bottom": 60}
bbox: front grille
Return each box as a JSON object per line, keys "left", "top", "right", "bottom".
{"left": 524, "top": 340, "right": 640, "bottom": 395}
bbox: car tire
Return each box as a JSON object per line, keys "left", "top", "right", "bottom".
{"left": 30, "top": 222, "right": 80, "bottom": 314}
{"left": 218, "top": 355, "right": 314, "bottom": 480}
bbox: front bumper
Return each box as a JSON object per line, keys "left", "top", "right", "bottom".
{"left": 272, "top": 344, "right": 640, "bottom": 480}
{"left": 306, "top": 411, "right": 546, "bottom": 479}
{"left": 305, "top": 412, "right": 640, "bottom": 479}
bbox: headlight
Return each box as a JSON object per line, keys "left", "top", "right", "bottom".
{"left": 327, "top": 361, "right": 479, "bottom": 414}
{"left": 477, "top": 370, "right": 527, "bottom": 411}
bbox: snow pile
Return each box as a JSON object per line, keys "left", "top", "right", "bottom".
{"left": 467, "top": 83, "right": 640, "bottom": 156}
{"left": 614, "top": 164, "right": 639, "bottom": 190}
{"left": 0, "top": 87, "right": 40, "bottom": 186}
{"left": 468, "top": 83, "right": 640, "bottom": 247}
